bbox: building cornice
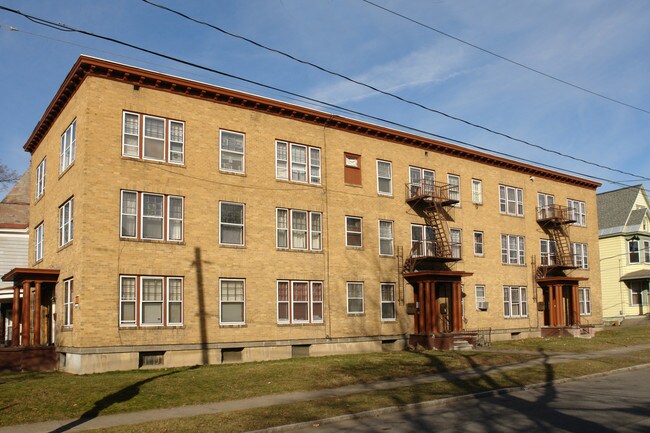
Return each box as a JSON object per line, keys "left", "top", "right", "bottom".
{"left": 24, "top": 55, "right": 601, "bottom": 190}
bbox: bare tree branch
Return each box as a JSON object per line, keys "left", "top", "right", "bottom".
{"left": 0, "top": 163, "right": 19, "bottom": 192}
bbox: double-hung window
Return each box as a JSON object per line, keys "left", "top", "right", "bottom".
{"left": 411, "top": 224, "right": 435, "bottom": 257}
{"left": 219, "top": 278, "right": 245, "bottom": 324}
{"left": 220, "top": 202, "right": 245, "bottom": 246}
{"left": 60, "top": 120, "right": 76, "bottom": 173}
{"left": 277, "top": 280, "right": 323, "bottom": 324}
{"left": 567, "top": 199, "right": 586, "bottom": 226}
{"left": 347, "top": 282, "right": 364, "bottom": 314}
{"left": 499, "top": 185, "right": 524, "bottom": 216}
{"left": 408, "top": 167, "right": 435, "bottom": 199}
{"left": 276, "top": 209, "right": 322, "bottom": 251}
{"left": 35, "top": 223, "right": 44, "bottom": 262}
{"left": 628, "top": 239, "right": 640, "bottom": 264}
{"left": 450, "top": 228, "right": 462, "bottom": 259}
{"left": 501, "top": 234, "right": 525, "bottom": 265}
{"left": 380, "top": 283, "right": 396, "bottom": 320}
{"left": 120, "top": 191, "right": 184, "bottom": 242}
{"left": 119, "top": 276, "right": 184, "bottom": 327}
{"left": 644, "top": 240, "right": 650, "bottom": 263}
{"left": 35, "top": 158, "right": 46, "bottom": 200}
{"left": 503, "top": 286, "right": 527, "bottom": 318}
{"left": 376, "top": 160, "right": 392, "bottom": 196}
{"left": 123, "top": 112, "right": 184, "bottom": 164}
{"left": 475, "top": 285, "right": 486, "bottom": 309}
{"left": 579, "top": 287, "right": 591, "bottom": 316}
{"left": 59, "top": 198, "right": 74, "bottom": 247}
{"left": 346, "top": 216, "right": 362, "bottom": 247}
{"left": 473, "top": 231, "right": 484, "bottom": 256}
{"left": 537, "top": 193, "right": 555, "bottom": 219}
{"left": 540, "top": 239, "right": 557, "bottom": 266}
{"left": 572, "top": 243, "right": 589, "bottom": 269}
{"left": 471, "top": 179, "right": 482, "bottom": 204}
{"left": 378, "top": 220, "right": 394, "bottom": 256}
{"left": 63, "top": 278, "right": 74, "bottom": 327}
{"left": 220, "top": 130, "right": 245, "bottom": 173}
{"left": 276, "top": 141, "right": 321, "bottom": 185}
{"left": 447, "top": 174, "right": 460, "bottom": 205}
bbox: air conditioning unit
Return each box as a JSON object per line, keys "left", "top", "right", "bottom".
{"left": 477, "top": 302, "right": 489, "bottom": 310}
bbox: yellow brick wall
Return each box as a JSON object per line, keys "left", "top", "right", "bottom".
{"left": 30, "top": 75, "right": 603, "bottom": 350}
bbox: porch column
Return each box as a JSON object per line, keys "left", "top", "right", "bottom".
{"left": 33, "top": 282, "right": 42, "bottom": 346}
{"left": 424, "top": 281, "right": 432, "bottom": 334}
{"left": 11, "top": 286, "right": 20, "bottom": 346}
{"left": 571, "top": 285, "right": 580, "bottom": 326}
{"left": 417, "top": 282, "right": 425, "bottom": 334}
{"left": 432, "top": 282, "right": 439, "bottom": 334}
{"left": 548, "top": 285, "right": 557, "bottom": 327}
{"left": 452, "top": 281, "right": 463, "bottom": 332}
{"left": 21, "top": 281, "right": 31, "bottom": 346}
{"left": 554, "top": 285, "right": 564, "bottom": 327}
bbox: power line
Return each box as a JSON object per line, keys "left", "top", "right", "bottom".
{"left": 0, "top": 5, "right": 637, "bottom": 188}
{"left": 361, "top": 0, "right": 650, "bottom": 116}
{"left": 139, "top": 0, "right": 650, "bottom": 184}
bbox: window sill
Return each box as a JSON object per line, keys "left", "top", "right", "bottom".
{"left": 57, "top": 241, "right": 74, "bottom": 253}
{"left": 346, "top": 246, "right": 364, "bottom": 250}
{"left": 275, "top": 178, "right": 322, "bottom": 188}
{"left": 381, "top": 318, "right": 397, "bottom": 323}
{"left": 344, "top": 182, "right": 363, "bottom": 188}
{"left": 377, "top": 193, "right": 393, "bottom": 199}
{"left": 347, "top": 313, "right": 365, "bottom": 317}
{"left": 219, "top": 243, "right": 246, "bottom": 249}
{"left": 120, "top": 237, "right": 185, "bottom": 245}
{"left": 277, "top": 322, "right": 325, "bottom": 327}
{"left": 219, "top": 323, "right": 247, "bottom": 328}
{"left": 122, "top": 155, "right": 186, "bottom": 168}
{"left": 219, "top": 169, "right": 247, "bottom": 177}
{"left": 379, "top": 254, "right": 395, "bottom": 258}
{"left": 276, "top": 248, "right": 323, "bottom": 254}
{"left": 58, "top": 162, "right": 75, "bottom": 179}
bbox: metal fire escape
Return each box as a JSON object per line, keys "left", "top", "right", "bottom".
{"left": 536, "top": 204, "right": 577, "bottom": 279}
{"left": 403, "top": 180, "right": 461, "bottom": 273}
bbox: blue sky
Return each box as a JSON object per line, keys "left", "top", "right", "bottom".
{"left": 1, "top": 0, "right": 649, "bottom": 192}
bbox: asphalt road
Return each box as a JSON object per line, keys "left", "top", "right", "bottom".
{"left": 290, "top": 367, "right": 650, "bottom": 433}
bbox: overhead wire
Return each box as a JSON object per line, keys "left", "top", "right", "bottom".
{"left": 0, "top": 5, "right": 639, "bottom": 188}
{"left": 140, "top": 0, "right": 650, "bottom": 183}
{"left": 361, "top": 0, "right": 650, "bottom": 116}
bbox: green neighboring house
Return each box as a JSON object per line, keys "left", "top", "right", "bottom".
{"left": 598, "top": 185, "right": 650, "bottom": 319}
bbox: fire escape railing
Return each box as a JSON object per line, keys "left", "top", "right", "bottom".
{"left": 536, "top": 204, "right": 577, "bottom": 278}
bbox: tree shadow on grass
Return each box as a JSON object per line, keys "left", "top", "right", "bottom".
{"left": 49, "top": 368, "right": 192, "bottom": 433}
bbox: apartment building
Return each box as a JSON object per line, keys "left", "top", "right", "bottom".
{"left": 3, "top": 56, "right": 602, "bottom": 373}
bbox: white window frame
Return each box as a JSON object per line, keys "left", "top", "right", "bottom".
{"left": 142, "top": 115, "right": 166, "bottom": 162}
{"left": 310, "top": 212, "right": 322, "bottom": 252}
{"left": 537, "top": 193, "right": 555, "bottom": 219}
{"left": 450, "top": 228, "right": 462, "bottom": 259}
{"left": 275, "top": 141, "right": 321, "bottom": 185}
{"left": 499, "top": 185, "right": 524, "bottom": 216}
{"left": 411, "top": 223, "right": 435, "bottom": 257}
{"left": 120, "top": 191, "right": 138, "bottom": 239}
{"left": 347, "top": 282, "right": 364, "bottom": 314}
{"left": 276, "top": 208, "right": 289, "bottom": 249}
{"left": 567, "top": 199, "right": 586, "bottom": 226}
{"left": 119, "top": 276, "right": 137, "bottom": 327}
{"left": 219, "top": 278, "right": 246, "bottom": 325}
{"left": 59, "top": 198, "right": 74, "bottom": 247}
{"left": 380, "top": 283, "right": 396, "bottom": 321}
{"left": 141, "top": 193, "right": 165, "bottom": 241}
{"left": 219, "top": 201, "right": 245, "bottom": 246}
{"left": 503, "top": 286, "right": 528, "bottom": 318}
{"left": 276, "top": 280, "right": 324, "bottom": 324}
{"left": 219, "top": 130, "right": 245, "bottom": 174}
{"left": 35, "top": 223, "right": 44, "bottom": 262}
{"left": 121, "top": 191, "right": 184, "bottom": 242}
{"left": 291, "top": 210, "right": 309, "bottom": 251}
{"left": 473, "top": 231, "right": 484, "bottom": 256}
{"left": 376, "top": 160, "right": 392, "bottom": 196}
{"left": 275, "top": 208, "right": 322, "bottom": 251}
{"left": 447, "top": 174, "right": 460, "bottom": 205}
{"left": 579, "top": 287, "right": 591, "bottom": 316}
{"left": 63, "top": 278, "right": 73, "bottom": 328}
{"left": 540, "top": 239, "right": 557, "bottom": 266}
{"left": 167, "top": 277, "right": 184, "bottom": 326}
{"left": 475, "top": 285, "right": 486, "bottom": 309}
{"left": 35, "top": 158, "right": 46, "bottom": 200}
{"left": 572, "top": 243, "right": 589, "bottom": 269}
{"left": 501, "top": 234, "right": 525, "bottom": 265}
{"left": 644, "top": 240, "right": 650, "bottom": 264}
{"left": 59, "top": 119, "right": 76, "bottom": 173}
{"left": 140, "top": 276, "right": 164, "bottom": 326}
{"left": 378, "top": 220, "right": 394, "bottom": 256}
{"left": 471, "top": 179, "right": 482, "bottom": 204}
{"left": 122, "top": 112, "right": 185, "bottom": 164}
{"left": 167, "top": 196, "right": 184, "bottom": 242}
{"left": 291, "top": 281, "right": 310, "bottom": 324}
{"left": 346, "top": 216, "right": 363, "bottom": 248}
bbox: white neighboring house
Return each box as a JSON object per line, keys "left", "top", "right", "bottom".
{"left": 0, "top": 172, "right": 29, "bottom": 345}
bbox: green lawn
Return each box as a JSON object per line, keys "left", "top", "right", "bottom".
{"left": 1, "top": 323, "right": 648, "bottom": 428}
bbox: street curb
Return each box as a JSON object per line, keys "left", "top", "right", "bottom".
{"left": 246, "top": 363, "right": 650, "bottom": 433}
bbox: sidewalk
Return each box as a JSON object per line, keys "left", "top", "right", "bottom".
{"left": 3, "top": 343, "right": 650, "bottom": 433}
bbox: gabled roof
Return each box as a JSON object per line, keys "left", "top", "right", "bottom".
{"left": 23, "top": 55, "right": 601, "bottom": 190}
{"left": 0, "top": 171, "right": 29, "bottom": 229}
{"left": 597, "top": 184, "right": 649, "bottom": 236}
